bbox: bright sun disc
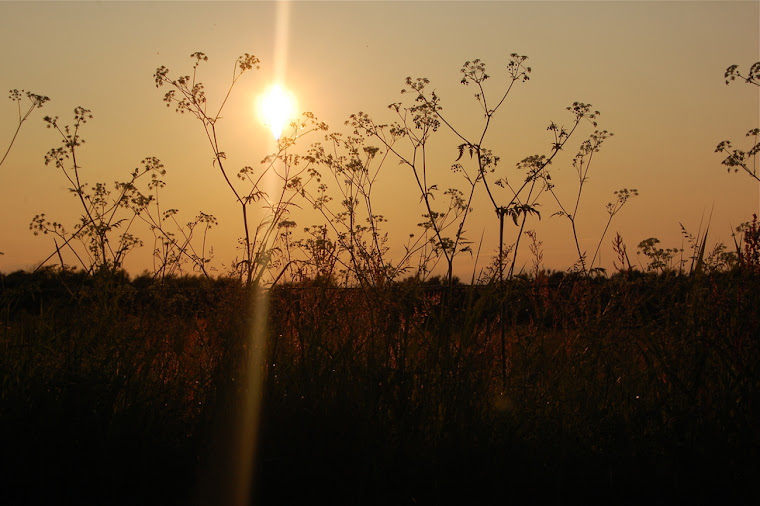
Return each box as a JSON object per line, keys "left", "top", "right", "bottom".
{"left": 258, "top": 84, "right": 297, "bottom": 140}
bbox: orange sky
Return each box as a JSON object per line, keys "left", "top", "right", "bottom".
{"left": 1, "top": 1, "right": 758, "bottom": 279}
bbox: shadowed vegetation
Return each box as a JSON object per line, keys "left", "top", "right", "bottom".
{"left": 1, "top": 266, "right": 759, "bottom": 505}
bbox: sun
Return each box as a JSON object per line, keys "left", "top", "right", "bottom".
{"left": 257, "top": 84, "right": 297, "bottom": 140}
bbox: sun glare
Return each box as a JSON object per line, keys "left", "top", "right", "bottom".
{"left": 258, "top": 84, "right": 297, "bottom": 140}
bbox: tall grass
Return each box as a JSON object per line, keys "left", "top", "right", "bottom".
{"left": 1, "top": 266, "right": 758, "bottom": 505}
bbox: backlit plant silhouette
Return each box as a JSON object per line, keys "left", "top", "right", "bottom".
{"left": 295, "top": 131, "right": 428, "bottom": 287}
{"left": 716, "top": 61, "right": 760, "bottom": 182}
{"left": 1, "top": 89, "right": 50, "bottom": 169}
{"left": 154, "top": 52, "right": 327, "bottom": 287}
{"left": 1, "top": 89, "right": 49, "bottom": 258}
{"left": 30, "top": 108, "right": 159, "bottom": 274}
{"left": 345, "top": 55, "right": 633, "bottom": 283}
{"left": 29, "top": 108, "right": 215, "bottom": 277}
{"left": 542, "top": 128, "right": 638, "bottom": 274}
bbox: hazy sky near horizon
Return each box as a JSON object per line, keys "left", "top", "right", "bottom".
{"left": 1, "top": 1, "right": 758, "bottom": 278}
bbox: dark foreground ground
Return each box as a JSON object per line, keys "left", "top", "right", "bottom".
{"left": 1, "top": 269, "right": 759, "bottom": 505}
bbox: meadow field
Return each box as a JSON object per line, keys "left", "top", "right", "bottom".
{"left": 2, "top": 42, "right": 759, "bottom": 504}
{"left": 1, "top": 263, "right": 759, "bottom": 505}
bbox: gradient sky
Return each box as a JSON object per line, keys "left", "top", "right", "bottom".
{"left": 1, "top": 0, "right": 758, "bottom": 279}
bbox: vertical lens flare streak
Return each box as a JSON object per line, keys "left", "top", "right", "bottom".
{"left": 228, "top": 2, "right": 293, "bottom": 506}
{"left": 233, "top": 286, "right": 270, "bottom": 506}
{"left": 257, "top": 0, "right": 295, "bottom": 141}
